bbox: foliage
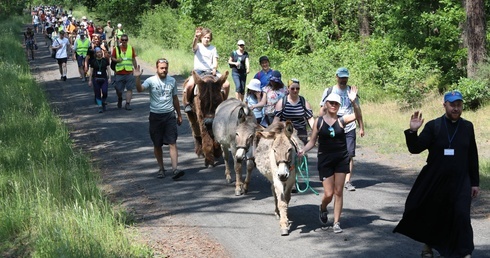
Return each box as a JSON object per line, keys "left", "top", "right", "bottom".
{"left": 0, "top": 0, "right": 25, "bottom": 16}
{"left": 454, "top": 79, "right": 490, "bottom": 110}
{"left": 94, "top": 0, "right": 150, "bottom": 34}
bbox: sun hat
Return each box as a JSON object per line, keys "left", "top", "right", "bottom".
{"left": 246, "top": 79, "right": 262, "bottom": 92}
{"left": 237, "top": 39, "right": 245, "bottom": 45}
{"left": 325, "top": 93, "right": 341, "bottom": 104}
{"left": 117, "top": 23, "right": 122, "bottom": 28}
{"left": 82, "top": 16, "right": 87, "bottom": 20}
{"left": 259, "top": 56, "right": 269, "bottom": 63}
{"left": 336, "top": 67, "right": 349, "bottom": 78}
{"left": 269, "top": 70, "right": 284, "bottom": 86}
{"left": 444, "top": 90, "right": 463, "bottom": 103}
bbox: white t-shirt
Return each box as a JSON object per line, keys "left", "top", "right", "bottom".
{"left": 193, "top": 43, "right": 218, "bottom": 71}
{"left": 52, "top": 37, "right": 70, "bottom": 59}
{"left": 141, "top": 75, "right": 178, "bottom": 114}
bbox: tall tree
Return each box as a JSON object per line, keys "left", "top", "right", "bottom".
{"left": 464, "top": 0, "right": 487, "bottom": 78}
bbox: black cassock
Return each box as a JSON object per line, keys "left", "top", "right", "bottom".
{"left": 394, "top": 115, "right": 479, "bottom": 257}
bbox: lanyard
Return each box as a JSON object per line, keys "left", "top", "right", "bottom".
{"left": 443, "top": 116, "right": 460, "bottom": 148}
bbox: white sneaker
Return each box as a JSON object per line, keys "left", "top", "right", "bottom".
{"left": 333, "top": 222, "right": 343, "bottom": 233}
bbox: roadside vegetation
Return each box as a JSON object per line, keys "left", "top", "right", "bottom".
{"left": 0, "top": 16, "right": 152, "bottom": 257}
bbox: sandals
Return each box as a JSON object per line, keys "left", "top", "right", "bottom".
{"left": 157, "top": 168, "right": 166, "bottom": 178}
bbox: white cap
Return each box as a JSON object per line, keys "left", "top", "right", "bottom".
{"left": 246, "top": 79, "right": 262, "bottom": 92}
{"left": 325, "top": 93, "right": 341, "bottom": 104}
{"left": 237, "top": 39, "right": 245, "bottom": 45}
{"left": 82, "top": 16, "right": 87, "bottom": 20}
{"left": 117, "top": 23, "right": 122, "bottom": 28}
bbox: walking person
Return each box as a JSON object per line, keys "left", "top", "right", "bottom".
{"left": 103, "top": 20, "right": 114, "bottom": 51}
{"left": 134, "top": 58, "right": 185, "bottom": 180}
{"left": 72, "top": 31, "right": 90, "bottom": 81}
{"left": 87, "top": 47, "right": 111, "bottom": 113}
{"left": 51, "top": 30, "right": 71, "bottom": 81}
{"left": 273, "top": 78, "right": 314, "bottom": 144}
{"left": 244, "top": 79, "right": 263, "bottom": 124}
{"left": 319, "top": 67, "right": 365, "bottom": 191}
{"left": 394, "top": 90, "right": 480, "bottom": 258}
{"left": 249, "top": 70, "right": 287, "bottom": 127}
{"left": 298, "top": 89, "right": 361, "bottom": 233}
{"left": 253, "top": 56, "right": 274, "bottom": 89}
{"left": 111, "top": 34, "right": 137, "bottom": 110}
{"left": 183, "top": 27, "right": 230, "bottom": 113}
{"left": 227, "top": 40, "right": 250, "bottom": 101}
{"left": 24, "top": 27, "right": 36, "bottom": 60}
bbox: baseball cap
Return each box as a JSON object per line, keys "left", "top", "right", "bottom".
{"left": 82, "top": 16, "right": 87, "bottom": 20}
{"left": 237, "top": 40, "right": 245, "bottom": 45}
{"left": 269, "top": 70, "right": 284, "bottom": 86}
{"left": 444, "top": 90, "right": 463, "bottom": 103}
{"left": 336, "top": 67, "right": 349, "bottom": 78}
{"left": 246, "top": 79, "right": 262, "bottom": 92}
{"left": 259, "top": 56, "right": 269, "bottom": 63}
{"left": 325, "top": 93, "right": 341, "bottom": 104}
{"left": 94, "top": 47, "right": 102, "bottom": 52}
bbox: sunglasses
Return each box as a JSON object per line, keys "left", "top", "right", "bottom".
{"left": 157, "top": 59, "right": 168, "bottom": 63}
{"left": 120, "top": 39, "right": 128, "bottom": 42}
{"left": 327, "top": 101, "right": 339, "bottom": 106}
{"left": 238, "top": 44, "right": 244, "bottom": 47}
{"left": 289, "top": 87, "right": 300, "bottom": 91}
{"left": 328, "top": 126, "right": 335, "bottom": 138}
{"left": 288, "top": 78, "right": 300, "bottom": 86}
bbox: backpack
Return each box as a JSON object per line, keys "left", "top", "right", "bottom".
{"left": 110, "top": 46, "right": 121, "bottom": 71}
{"left": 280, "top": 94, "right": 311, "bottom": 129}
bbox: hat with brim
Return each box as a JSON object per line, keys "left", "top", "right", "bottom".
{"left": 444, "top": 90, "right": 463, "bottom": 102}
{"left": 269, "top": 70, "right": 284, "bottom": 86}
{"left": 325, "top": 93, "right": 341, "bottom": 104}
{"left": 246, "top": 79, "right": 262, "bottom": 92}
{"left": 336, "top": 67, "right": 349, "bottom": 78}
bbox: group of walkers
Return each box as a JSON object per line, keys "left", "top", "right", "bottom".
{"left": 25, "top": 10, "right": 481, "bottom": 255}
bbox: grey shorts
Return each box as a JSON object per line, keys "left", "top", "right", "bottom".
{"left": 345, "top": 129, "right": 356, "bottom": 158}
{"left": 149, "top": 112, "right": 178, "bottom": 146}
{"left": 114, "top": 73, "right": 135, "bottom": 92}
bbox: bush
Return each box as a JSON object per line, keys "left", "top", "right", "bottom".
{"left": 455, "top": 77, "right": 489, "bottom": 110}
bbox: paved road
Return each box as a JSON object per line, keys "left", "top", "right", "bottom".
{"left": 30, "top": 32, "right": 489, "bottom": 258}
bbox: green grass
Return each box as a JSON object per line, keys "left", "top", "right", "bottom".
{"left": 0, "top": 16, "right": 152, "bottom": 257}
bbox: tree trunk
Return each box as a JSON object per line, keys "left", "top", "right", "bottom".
{"left": 465, "top": 0, "right": 487, "bottom": 78}
{"left": 358, "top": 0, "right": 370, "bottom": 39}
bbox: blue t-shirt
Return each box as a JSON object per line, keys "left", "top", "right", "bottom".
{"left": 253, "top": 69, "right": 273, "bottom": 89}
{"left": 141, "top": 75, "right": 177, "bottom": 114}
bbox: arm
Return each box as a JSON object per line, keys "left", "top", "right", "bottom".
{"left": 134, "top": 65, "right": 144, "bottom": 92}
{"left": 132, "top": 47, "right": 137, "bottom": 68}
{"left": 251, "top": 91, "right": 267, "bottom": 109}
{"left": 304, "top": 101, "right": 315, "bottom": 129}
{"left": 272, "top": 98, "right": 284, "bottom": 124}
{"left": 298, "top": 117, "right": 320, "bottom": 156}
{"left": 192, "top": 30, "right": 201, "bottom": 52}
{"left": 245, "top": 57, "right": 250, "bottom": 74}
{"left": 227, "top": 55, "right": 234, "bottom": 67}
{"left": 340, "top": 86, "right": 361, "bottom": 125}
{"left": 467, "top": 122, "right": 480, "bottom": 193}
{"left": 87, "top": 67, "right": 93, "bottom": 87}
{"left": 173, "top": 95, "right": 183, "bottom": 126}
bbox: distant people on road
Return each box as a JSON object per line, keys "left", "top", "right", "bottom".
{"left": 114, "top": 23, "right": 125, "bottom": 46}
{"left": 273, "top": 78, "right": 314, "bottom": 144}
{"left": 298, "top": 88, "right": 361, "bottom": 234}
{"left": 73, "top": 31, "right": 90, "bottom": 81}
{"left": 253, "top": 56, "right": 274, "bottom": 89}
{"left": 24, "top": 27, "right": 36, "bottom": 60}
{"left": 183, "top": 27, "right": 230, "bottom": 113}
{"left": 319, "top": 67, "right": 365, "bottom": 191}
{"left": 394, "top": 90, "right": 480, "bottom": 258}
{"left": 32, "top": 13, "right": 40, "bottom": 33}
{"left": 134, "top": 58, "right": 185, "bottom": 180}
{"left": 88, "top": 47, "right": 111, "bottom": 113}
{"left": 227, "top": 39, "right": 250, "bottom": 101}
{"left": 103, "top": 20, "right": 114, "bottom": 51}
{"left": 244, "top": 79, "right": 264, "bottom": 124}
{"left": 51, "top": 30, "right": 71, "bottom": 81}
{"left": 111, "top": 34, "right": 137, "bottom": 110}
{"left": 249, "top": 70, "right": 287, "bottom": 127}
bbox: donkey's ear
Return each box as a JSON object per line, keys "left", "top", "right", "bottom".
{"left": 218, "top": 71, "right": 229, "bottom": 85}
{"left": 285, "top": 120, "right": 294, "bottom": 137}
{"left": 193, "top": 70, "right": 203, "bottom": 85}
{"left": 238, "top": 108, "right": 246, "bottom": 123}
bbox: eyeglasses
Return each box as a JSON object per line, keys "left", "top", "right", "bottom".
{"left": 328, "top": 126, "right": 335, "bottom": 138}
{"left": 289, "top": 87, "right": 300, "bottom": 91}
{"left": 327, "top": 101, "right": 339, "bottom": 106}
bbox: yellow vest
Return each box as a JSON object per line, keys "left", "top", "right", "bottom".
{"left": 75, "top": 38, "right": 89, "bottom": 56}
{"left": 115, "top": 45, "right": 133, "bottom": 72}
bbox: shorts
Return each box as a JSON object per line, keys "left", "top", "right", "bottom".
{"left": 114, "top": 73, "right": 135, "bottom": 92}
{"left": 232, "top": 71, "right": 246, "bottom": 94}
{"left": 345, "top": 129, "right": 356, "bottom": 157}
{"left": 76, "top": 55, "right": 85, "bottom": 67}
{"left": 56, "top": 58, "right": 67, "bottom": 65}
{"left": 195, "top": 69, "right": 222, "bottom": 78}
{"left": 317, "top": 151, "right": 350, "bottom": 180}
{"left": 149, "top": 112, "right": 178, "bottom": 146}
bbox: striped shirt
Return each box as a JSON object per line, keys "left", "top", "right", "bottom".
{"left": 275, "top": 96, "right": 313, "bottom": 131}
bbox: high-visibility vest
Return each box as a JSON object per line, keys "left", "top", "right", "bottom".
{"left": 75, "top": 38, "right": 89, "bottom": 56}
{"left": 115, "top": 45, "right": 133, "bottom": 72}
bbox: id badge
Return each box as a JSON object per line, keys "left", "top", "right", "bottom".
{"left": 444, "top": 149, "right": 454, "bottom": 156}
{"left": 97, "top": 71, "right": 102, "bottom": 75}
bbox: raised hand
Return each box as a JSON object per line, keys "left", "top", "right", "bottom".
{"left": 348, "top": 86, "right": 358, "bottom": 102}
{"left": 133, "top": 65, "right": 143, "bottom": 77}
{"left": 409, "top": 111, "right": 424, "bottom": 131}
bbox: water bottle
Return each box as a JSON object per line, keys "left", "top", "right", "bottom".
{"left": 236, "top": 57, "right": 242, "bottom": 69}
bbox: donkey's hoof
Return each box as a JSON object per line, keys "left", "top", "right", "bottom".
{"left": 280, "top": 228, "right": 289, "bottom": 236}
{"left": 235, "top": 189, "right": 242, "bottom": 196}
{"left": 226, "top": 178, "right": 232, "bottom": 184}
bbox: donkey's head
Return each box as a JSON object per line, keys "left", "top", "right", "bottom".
{"left": 235, "top": 107, "right": 256, "bottom": 162}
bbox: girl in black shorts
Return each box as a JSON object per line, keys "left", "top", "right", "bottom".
{"left": 298, "top": 87, "right": 361, "bottom": 233}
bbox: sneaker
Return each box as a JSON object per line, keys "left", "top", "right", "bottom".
{"left": 333, "top": 222, "right": 343, "bottom": 233}
{"left": 125, "top": 103, "right": 132, "bottom": 110}
{"left": 62, "top": 76, "right": 67, "bottom": 81}
{"left": 171, "top": 169, "right": 185, "bottom": 180}
{"left": 98, "top": 107, "right": 103, "bottom": 113}
{"left": 117, "top": 97, "right": 122, "bottom": 108}
{"left": 102, "top": 102, "right": 107, "bottom": 112}
{"left": 319, "top": 205, "right": 328, "bottom": 225}
{"left": 184, "top": 104, "right": 193, "bottom": 113}
{"left": 157, "top": 168, "right": 166, "bottom": 179}
{"left": 345, "top": 181, "right": 356, "bottom": 191}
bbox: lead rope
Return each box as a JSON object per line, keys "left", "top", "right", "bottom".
{"left": 295, "top": 155, "right": 319, "bottom": 195}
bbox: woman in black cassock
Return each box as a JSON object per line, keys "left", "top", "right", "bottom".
{"left": 394, "top": 90, "right": 480, "bottom": 258}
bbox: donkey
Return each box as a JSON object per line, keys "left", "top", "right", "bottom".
{"left": 184, "top": 70, "right": 228, "bottom": 167}
{"left": 254, "top": 121, "right": 304, "bottom": 236}
{"left": 213, "top": 98, "right": 258, "bottom": 196}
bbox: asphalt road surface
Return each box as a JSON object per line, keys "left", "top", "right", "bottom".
{"left": 29, "top": 32, "right": 489, "bottom": 258}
